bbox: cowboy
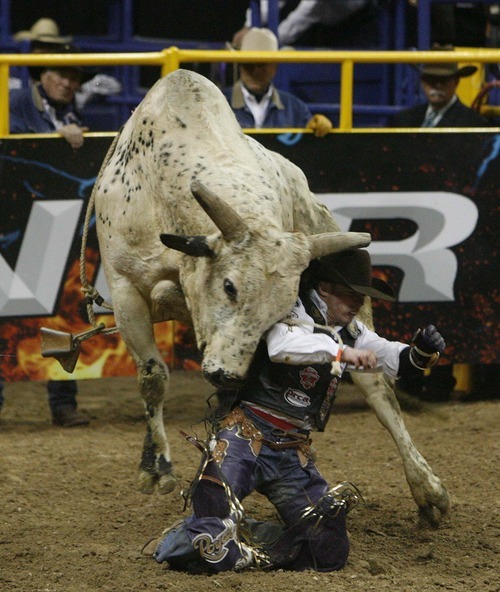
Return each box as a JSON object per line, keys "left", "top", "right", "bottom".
{"left": 143, "top": 249, "right": 446, "bottom": 573}
{"left": 9, "top": 37, "right": 98, "bottom": 149}
{"left": 4, "top": 20, "right": 97, "bottom": 427}
{"left": 224, "top": 27, "right": 333, "bottom": 136}
{"left": 389, "top": 48, "right": 489, "bottom": 127}
{"left": 11, "top": 17, "right": 121, "bottom": 110}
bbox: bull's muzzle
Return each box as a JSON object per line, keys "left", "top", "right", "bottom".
{"left": 203, "top": 368, "right": 245, "bottom": 389}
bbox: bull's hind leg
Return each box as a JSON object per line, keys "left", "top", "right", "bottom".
{"left": 111, "top": 285, "right": 176, "bottom": 495}
{"left": 351, "top": 372, "right": 451, "bottom": 525}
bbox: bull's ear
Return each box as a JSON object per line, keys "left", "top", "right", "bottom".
{"left": 159, "top": 234, "right": 214, "bottom": 257}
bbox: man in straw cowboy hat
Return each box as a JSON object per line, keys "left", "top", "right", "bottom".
{"left": 225, "top": 27, "right": 333, "bottom": 135}
{"left": 389, "top": 46, "right": 489, "bottom": 127}
{"left": 144, "top": 250, "right": 445, "bottom": 573}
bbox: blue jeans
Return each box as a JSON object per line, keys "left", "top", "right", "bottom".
{"left": 155, "top": 406, "right": 349, "bottom": 572}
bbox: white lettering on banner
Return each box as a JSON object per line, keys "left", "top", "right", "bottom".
{"left": 0, "top": 192, "right": 478, "bottom": 317}
{"left": 0, "top": 200, "right": 83, "bottom": 316}
{"left": 319, "top": 192, "right": 478, "bottom": 302}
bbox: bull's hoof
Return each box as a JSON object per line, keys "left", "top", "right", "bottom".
{"left": 158, "top": 472, "right": 177, "bottom": 494}
{"left": 136, "top": 469, "right": 177, "bottom": 494}
{"left": 137, "top": 470, "right": 157, "bottom": 495}
{"left": 417, "top": 488, "right": 452, "bottom": 527}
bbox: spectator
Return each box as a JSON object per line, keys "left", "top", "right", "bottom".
{"left": 6, "top": 35, "right": 95, "bottom": 427}
{"left": 143, "top": 249, "right": 446, "bottom": 573}
{"left": 389, "top": 58, "right": 489, "bottom": 128}
{"left": 232, "top": 0, "right": 375, "bottom": 48}
{"left": 9, "top": 45, "right": 96, "bottom": 148}
{"left": 11, "top": 18, "right": 121, "bottom": 109}
{"left": 389, "top": 48, "right": 489, "bottom": 403}
{"left": 225, "top": 27, "right": 333, "bottom": 135}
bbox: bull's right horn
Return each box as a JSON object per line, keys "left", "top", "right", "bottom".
{"left": 190, "top": 181, "right": 248, "bottom": 242}
{"left": 308, "top": 232, "right": 371, "bottom": 261}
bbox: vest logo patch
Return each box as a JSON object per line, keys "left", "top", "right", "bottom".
{"left": 299, "top": 366, "right": 320, "bottom": 389}
{"left": 284, "top": 388, "right": 310, "bottom": 408}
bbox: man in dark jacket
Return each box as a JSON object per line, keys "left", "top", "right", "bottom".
{"left": 389, "top": 61, "right": 489, "bottom": 128}
{"left": 9, "top": 55, "right": 96, "bottom": 149}
{"left": 6, "top": 42, "right": 95, "bottom": 427}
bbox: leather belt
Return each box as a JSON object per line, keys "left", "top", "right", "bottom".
{"left": 263, "top": 437, "right": 310, "bottom": 451}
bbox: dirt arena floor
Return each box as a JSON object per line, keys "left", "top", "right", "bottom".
{"left": 1, "top": 372, "right": 498, "bottom": 592}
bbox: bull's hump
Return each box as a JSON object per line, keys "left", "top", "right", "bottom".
{"left": 142, "top": 69, "right": 239, "bottom": 134}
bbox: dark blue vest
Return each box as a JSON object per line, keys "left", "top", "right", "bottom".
{"left": 239, "top": 296, "right": 356, "bottom": 431}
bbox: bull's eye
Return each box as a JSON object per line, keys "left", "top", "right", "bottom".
{"left": 223, "top": 278, "right": 238, "bottom": 301}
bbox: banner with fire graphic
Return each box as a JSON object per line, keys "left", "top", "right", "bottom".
{"left": 0, "top": 132, "right": 498, "bottom": 382}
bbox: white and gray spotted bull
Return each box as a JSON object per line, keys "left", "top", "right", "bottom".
{"left": 89, "top": 69, "right": 450, "bottom": 524}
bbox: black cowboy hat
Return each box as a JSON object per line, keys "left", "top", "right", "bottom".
{"left": 415, "top": 44, "right": 477, "bottom": 79}
{"left": 30, "top": 43, "right": 98, "bottom": 83}
{"left": 417, "top": 62, "right": 477, "bottom": 79}
{"left": 308, "top": 249, "right": 396, "bottom": 302}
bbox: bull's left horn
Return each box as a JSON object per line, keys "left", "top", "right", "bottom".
{"left": 190, "top": 181, "right": 248, "bottom": 242}
{"left": 308, "top": 232, "right": 371, "bottom": 261}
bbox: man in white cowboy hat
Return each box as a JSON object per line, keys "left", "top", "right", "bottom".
{"left": 145, "top": 249, "right": 446, "bottom": 573}
{"left": 389, "top": 48, "right": 489, "bottom": 127}
{"left": 224, "top": 27, "right": 333, "bottom": 136}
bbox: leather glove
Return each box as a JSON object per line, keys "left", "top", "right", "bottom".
{"left": 306, "top": 114, "right": 333, "bottom": 137}
{"left": 409, "top": 324, "right": 446, "bottom": 370}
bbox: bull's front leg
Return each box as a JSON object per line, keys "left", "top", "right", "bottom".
{"left": 137, "top": 357, "right": 176, "bottom": 494}
{"left": 351, "top": 372, "right": 451, "bottom": 525}
{"left": 111, "top": 285, "right": 176, "bottom": 495}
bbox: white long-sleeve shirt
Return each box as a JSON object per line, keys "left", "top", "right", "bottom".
{"left": 266, "top": 290, "right": 406, "bottom": 378}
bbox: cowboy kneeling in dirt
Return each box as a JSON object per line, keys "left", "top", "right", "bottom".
{"left": 142, "top": 250, "right": 446, "bottom": 573}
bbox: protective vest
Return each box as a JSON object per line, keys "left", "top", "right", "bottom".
{"left": 239, "top": 295, "right": 357, "bottom": 431}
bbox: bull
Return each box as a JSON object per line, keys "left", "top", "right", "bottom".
{"left": 79, "top": 69, "right": 449, "bottom": 524}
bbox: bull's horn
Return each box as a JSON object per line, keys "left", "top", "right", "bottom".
{"left": 190, "top": 181, "right": 248, "bottom": 242}
{"left": 308, "top": 232, "right": 371, "bottom": 261}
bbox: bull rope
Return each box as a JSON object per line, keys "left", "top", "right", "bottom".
{"left": 79, "top": 132, "right": 120, "bottom": 334}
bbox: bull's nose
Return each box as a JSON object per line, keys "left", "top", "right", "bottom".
{"left": 204, "top": 369, "right": 244, "bottom": 389}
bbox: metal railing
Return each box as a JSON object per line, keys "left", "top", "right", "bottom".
{"left": 1, "top": 46, "right": 499, "bottom": 135}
